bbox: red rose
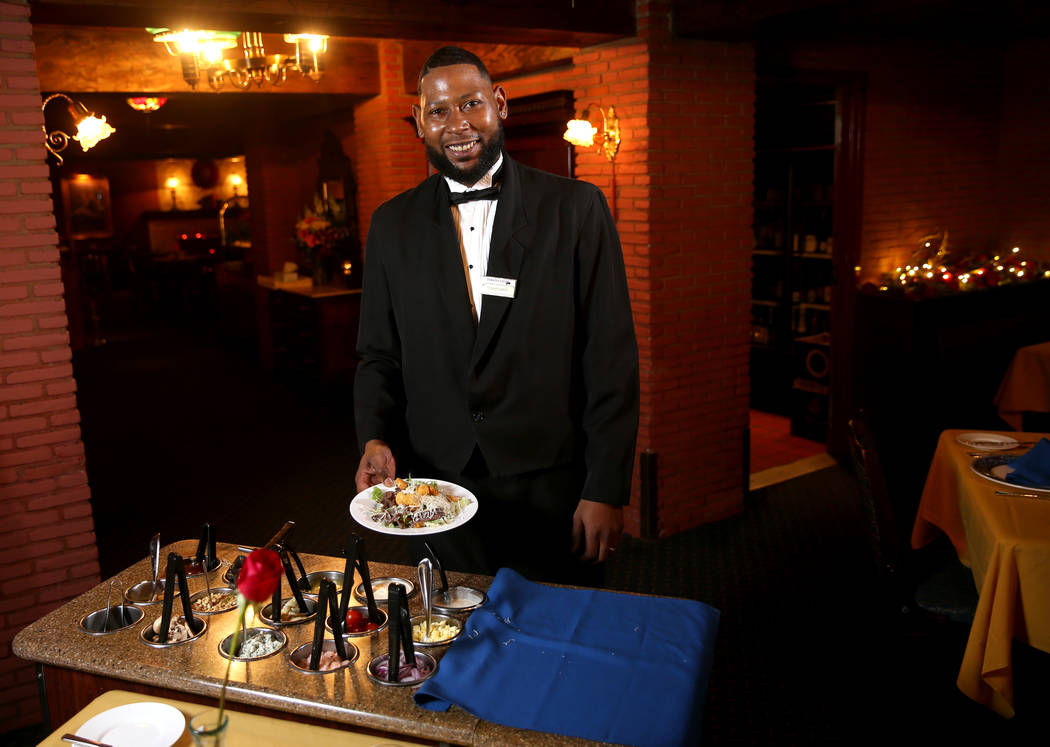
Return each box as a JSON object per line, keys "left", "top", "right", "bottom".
{"left": 236, "top": 548, "right": 283, "bottom": 603}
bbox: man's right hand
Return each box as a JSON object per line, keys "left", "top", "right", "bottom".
{"left": 355, "top": 439, "right": 397, "bottom": 492}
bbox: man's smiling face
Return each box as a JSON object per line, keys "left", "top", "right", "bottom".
{"left": 413, "top": 63, "right": 508, "bottom": 187}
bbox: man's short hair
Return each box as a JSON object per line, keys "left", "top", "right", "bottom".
{"left": 417, "top": 46, "right": 492, "bottom": 94}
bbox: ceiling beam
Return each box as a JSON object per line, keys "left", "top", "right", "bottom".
{"left": 30, "top": 0, "right": 636, "bottom": 47}
{"left": 674, "top": 0, "right": 1050, "bottom": 41}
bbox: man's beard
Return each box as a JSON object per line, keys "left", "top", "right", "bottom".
{"left": 426, "top": 126, "right": 504, "bottom": 186}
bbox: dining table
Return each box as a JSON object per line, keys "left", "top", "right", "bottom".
{"left": 38, "top": 688, "right": 423, "bottom": 746}
{"left": 994, "top": 340, "right": 1050, "bottom": 430}
{"left": 910, "top": 429, "right": 1050, "bottom": 718}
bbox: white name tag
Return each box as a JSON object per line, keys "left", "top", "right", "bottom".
{"left": 480, "top": 276, "right": 516, "bottom": 298}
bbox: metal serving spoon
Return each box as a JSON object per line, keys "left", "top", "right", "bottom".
{"left": 149, "top": 533, "right": 161, "bottom": 601}
{"left": 417, "top": 557, "right": 433, "bottom": 640}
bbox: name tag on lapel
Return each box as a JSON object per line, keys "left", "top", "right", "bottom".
{"left": 480, "top": 276, "right": 516, "bottom": 298}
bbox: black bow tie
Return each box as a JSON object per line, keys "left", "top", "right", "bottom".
{"left": 449, "top": 184, "right": 501, "bottom": 205}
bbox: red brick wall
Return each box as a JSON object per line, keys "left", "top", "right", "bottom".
{"left": 785, "top": 41, "right": 1011, "bottom": 282}
{"left": 353, "top": 40, "right": 427, "bottom": 250}
{"left": 568, "top": 4, "right": 753, "bottom": 535}
{"left": 997, "top": 38, "right": 1050, "bottom": 263}
{"left": 644, "top": 37, "right": 754, "bottom": 531}
{"left": 0, "top": 0, "right": 99, "bottom": 729}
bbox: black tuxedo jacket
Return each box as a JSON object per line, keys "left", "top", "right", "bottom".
{"left": 354, "top": 155, "right": 639, "bottom": 505}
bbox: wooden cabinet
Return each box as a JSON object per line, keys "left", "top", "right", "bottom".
{"left": 751, "top": 80, "right": 838, "bottom": 439}
{"left": 256, "top": 280, "right": 361, "bottom": 388}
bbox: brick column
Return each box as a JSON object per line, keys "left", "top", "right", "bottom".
{"left": 353, "top": 40, "right": 427, "bottom": 249}
{"left": 0, "top": 0, "right": 99, "bottom": 729}
{"left": 575, "top": 1, "right": 755, "bottom": 535}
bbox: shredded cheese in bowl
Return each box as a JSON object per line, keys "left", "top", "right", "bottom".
{"left": 412, "top": 618, "right": 461, "bottom": 643}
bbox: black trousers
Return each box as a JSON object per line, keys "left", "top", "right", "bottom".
{"left": 409, "top": 449, "right": 605, "bottom": 587}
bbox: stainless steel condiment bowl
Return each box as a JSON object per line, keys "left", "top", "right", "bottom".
{"left": 218, "top": 627, "right": 287, "bottom": 661}
{"left": 353, "top": 576, "right": 416, "bottom": 604}
{"left": 409, "top": 613, "right": 463, "bottom": 647}
{"left": 124, "top": 579, "right": 170, "bottom": 606}
{"left": 432, "top": 585, "right": 487, "bottom": 614}
{"left": 288, "top": 639, "right": 359, "bottom": 674}
{"left": 139, "top": 615, "right": 207, "bottom": 648}
{"left": 299, "top": 571, "right": 344, "bottom": 599}
{"left": 325, "top": 606, "right": 388, "bottom": 637}
{"left": 188, "top": 587, "right": 238, "bottom": 615}
{"left": 366, "top": 651, "right": 438, "bottom": 687}
{"left": 259, "top": 598, "right": 317, "bottom": 627}
{"left": 78, "top": 605, "right": 143, "bottom": 635}
{"left": 181, "top": 556, "right": 223, "bottom": 577}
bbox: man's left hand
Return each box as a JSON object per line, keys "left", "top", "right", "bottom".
{"left": 571, "top": 499, "right": 623, "bottom": 563}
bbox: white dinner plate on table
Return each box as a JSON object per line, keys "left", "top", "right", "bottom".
{"left": 77, "top": 702, "right": 185, "bottom": 747}
{"left": 956, "top": 432, "right": 1020, "bottom": 451}
{"left": 350, "top": 478, "right": 478, "bottom": 535}
{"left": 971, "top": 454, "right": 1050, "bottom": 493}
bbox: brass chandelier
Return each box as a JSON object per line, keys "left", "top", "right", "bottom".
{"left": 151, "top": 29, "right": 329, "bottom": 90}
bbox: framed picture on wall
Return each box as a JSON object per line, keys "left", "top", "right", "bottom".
{"left": 60, "top": 175, "right": 113, "bottom": 240}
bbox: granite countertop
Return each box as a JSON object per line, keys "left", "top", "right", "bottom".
{"left": 13, "top": 541, "right": 605, "bottom": 747}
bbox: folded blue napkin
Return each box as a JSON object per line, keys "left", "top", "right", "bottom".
{"left": 415, "top": 568, "right": 720, "bottom": 746}
{"left": 1007, "top": 437, "right": 1050, "bottom": 489}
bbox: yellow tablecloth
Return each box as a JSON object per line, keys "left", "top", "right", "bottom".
{"left": 39, "top": 689, "right": 424, "bottom": 746}
{"left": 911, "top": 429, "right": 1050, "bottom": 718}
{"left": 995, "top": 341, "right": 1050, "bottom": 430}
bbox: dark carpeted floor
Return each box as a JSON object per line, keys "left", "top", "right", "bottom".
{"left": 9, "top": 308, "right": 1047, "bottom": 745}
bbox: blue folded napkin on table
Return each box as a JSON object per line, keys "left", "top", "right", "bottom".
{"left": 1007, "top": 437, "right": 1050, "bottom": 489}
{"left": 415, "top": 568, "right": 720, "bottom": 747}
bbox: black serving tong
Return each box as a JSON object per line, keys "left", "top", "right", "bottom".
{"left": 341, "top": 533, "right": 380, "bottom": 623}
{"left": 191, "top": 523, "right": 218, "bottom": 571}
{"left": 274, "top": 546, "right": 309, "bottom": 622}
{"left": 386, "top": 583, "right": 415, "bottom": 682}
{"left": 283, "top": 543, "right": 311, "bottom": 591}
{"left": 224, "top": 554, "right": 245, "bottom": 586}
{"left": 423, "top": 541, "right": 451, "bottom": 593}
{"left": 307, "top": 579, "right": 349, "bottom": 670}
{"left": 206, "top": 523, "right": 217, "bottom": 566}
{"left": 157, "top": 553, "right": 194, "bottom": 643}
{"left": 193, "top": 523, "right": 208, "bottom": 564}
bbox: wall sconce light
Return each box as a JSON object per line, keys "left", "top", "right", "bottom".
{"left": 41, "top": 93, "right": 116, "bottom": 165}
{"left": 150, "top": 28, "right": 330, "bottom": 90}
{"left": 166, "top": 177, "right": 179, "bottom": 210}
{"left": 563, "top": 104, "right": 620, "bottom": 162}
{"left": 229, "top": 174, "right": 243, "bottom": 197}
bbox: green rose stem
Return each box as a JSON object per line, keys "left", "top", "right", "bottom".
{"left": 212, "top": 547, "right": 282, "bottom": 733}
{"left": 216, "top": 594, "right": 249, "bottom": 729}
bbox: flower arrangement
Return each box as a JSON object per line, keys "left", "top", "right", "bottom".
{"left": 295, "top": 195, "right": 351, "bottom": 284}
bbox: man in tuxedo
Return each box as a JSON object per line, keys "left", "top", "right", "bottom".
{"left": 354, "top": 46, "right": 638, "bottom": 584}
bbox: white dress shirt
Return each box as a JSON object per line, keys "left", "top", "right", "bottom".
{"left": 446, "top": 154, "right": 503, "bottom": 321}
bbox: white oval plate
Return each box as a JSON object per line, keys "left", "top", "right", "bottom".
{"left": 971, "top": 454, "right": 1050, "bottom": 492}
{"left": 956, "top": 432, "right": 1020, "bottom": 451}
{"left": 350, "top": 478, "right": 478, "bottom": 535}
{"left": 78, "top": 702, "right": 185, "bottom": 747}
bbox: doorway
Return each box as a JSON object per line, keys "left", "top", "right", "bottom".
{"left": 749, "top": 71, "right": 865, "bottom": 479}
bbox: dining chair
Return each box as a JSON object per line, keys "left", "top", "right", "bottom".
{"left": 847, "top": 412, "right": 978, "bottom": 628}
